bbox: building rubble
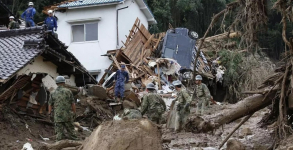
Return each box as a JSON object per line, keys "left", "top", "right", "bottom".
{"left": 97, "top": 18, "right": 216, "bottom": 110}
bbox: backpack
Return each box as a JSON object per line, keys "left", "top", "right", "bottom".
{"left": 14, "top": 21, "right": 20, "bottom": 29}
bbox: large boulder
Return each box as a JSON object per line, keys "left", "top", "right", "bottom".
{"left": 79, "top": 119, "right": 162, "bottom": 150}
{"left": 226, "top": 139, "right": 245, "bottom": 150}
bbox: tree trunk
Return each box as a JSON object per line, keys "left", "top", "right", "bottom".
{"left": 186, "top": 89, "right": 278, "bottom": 133}
{"left": 38, "top": 140, "right": 83, "bottom": 150}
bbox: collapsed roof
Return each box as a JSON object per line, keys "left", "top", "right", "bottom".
{"left": 0, "top": 26, "right": 97, "bottom": 85}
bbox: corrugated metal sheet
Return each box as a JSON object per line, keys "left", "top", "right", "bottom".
{"left": 58, "top": 0, "right": 123, "bottom": 8}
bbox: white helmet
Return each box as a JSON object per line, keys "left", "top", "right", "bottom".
{"left": 195, "top": 75, "right": 202, "bottom": 81}
{"left": 48, "top": 10, "right": 53, "bottom": 14}
{"left": 28, "top": 2, "right": 34, "bottom": 6}
{"left": 9, "top": 16, "right": 14, "bottom": 19}
{"left": 172, "top": 80, "right": 182, "bottom": 86}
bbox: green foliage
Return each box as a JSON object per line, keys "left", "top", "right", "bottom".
{"left": 219, "top": 50, "right": 243, "bottom": 102}
{"left": 219, "top": 50, "right": 243, "bottom": 86}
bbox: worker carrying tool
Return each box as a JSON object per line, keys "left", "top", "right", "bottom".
{"left": 114, "top": 65, "right": 129, "bottom": 102}
{"left": 48, "top": 76, "right": 79, "bottom": 141}
{"left": 172, "top": 80, "right": 191, "bottom": 132}
{"left": 21, "top": 2, "right": 36, "bottom": 27}
{"left": 140, "top": 83, "right": 166, "bottom": 124}
{"left": 8, "top": 16, "right": 20, "bottom": 30}
{"left": 194, "top": 75, "right": 212, "bottom": 115}
{"left": 44, "top": 10, "right": 57, "bottom": 32}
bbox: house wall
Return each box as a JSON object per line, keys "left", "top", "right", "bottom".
{"left": 117, "top": 0, "right": 148, "bottom": 48}
{"left": 55, "top": 0, "right": 149, "bottom": 82}
{"left": 17, "top": 56, "right": 76, "bottom": 86}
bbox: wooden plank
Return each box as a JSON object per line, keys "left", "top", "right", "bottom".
{"left": 152, "top": 35, "right": 162, "bottom": 51}
{"left": 111, "top": 55, "right": 121, "bottom": 70}
{"left": 125, "top": 18, "right": 140, "bottom": 46}
{"left": 157, "top": 63, "right": 161, "bottom": 90}
{"left": 143, "top": 65, "right": 155, "bottom": 76}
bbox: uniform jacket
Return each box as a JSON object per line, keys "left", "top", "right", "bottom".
{"left": 21, "top": 7, "right": 36, "bottom": 20}
{"left": 176, "top": 89, "right": 191, "bottom": 110}
{"left": 195, "top": 83, "right": 211, "bottom": 99}
{"left": 48, "top": 86, "right": 75, "bottom": 122}
{"left": 115, "top": 70, "right": 129, "bottom": 83}
{"left": 141, "top": 92, "right": 166, "bottom": 117}
{"left": 44, "top": 16, "right": 57, "bottom": 30}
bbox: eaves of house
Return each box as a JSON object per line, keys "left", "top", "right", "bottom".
{"left": 44, "top": 0, "right": 157, "bottom": 25}
{"left": 0, "top": 26, "right": 97, "bottom": 86}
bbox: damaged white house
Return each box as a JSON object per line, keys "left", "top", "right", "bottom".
{"left": 45, "top": 0, "right": 157, "bottom": 81}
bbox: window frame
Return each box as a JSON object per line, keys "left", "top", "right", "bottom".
{"left": 71, "top": 22, "right": 98, "bottom": 43}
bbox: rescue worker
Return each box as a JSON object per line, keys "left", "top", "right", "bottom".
{"left": 195, "top": 75, "right": 211, "bottom": 115}
{"left": 8, "top": 16, "right": 19, "bottom": 30}
{"left": 122, "top": 101, "right": 142, "bottom": 120}
{"left": 173, "top": 80, "right": 191, "bottom": 131}
{"left": 44, "top": 10, "right": 57, "bottom": 32}
{"left": 140, "top": 83, "right": 166, "bottom": 124}
{"left": 21, "top": 2, "right": 36, "bottom": 27}
{"left": 48, "top": 76, "right": 79, "bottom": 141}
{"left": 114, "top": 65, "right": 129, "bottom": 102}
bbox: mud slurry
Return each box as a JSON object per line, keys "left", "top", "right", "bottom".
{"left": 161, "top": 104, "right": 274, "bottom": 150}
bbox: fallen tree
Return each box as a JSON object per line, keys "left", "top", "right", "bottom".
{"left": 186, "top": 87, "right": 279, "bottom": 133}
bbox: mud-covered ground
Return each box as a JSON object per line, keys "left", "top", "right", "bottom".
{"left": 0, "top": 100, "right": 92, "bottom": 150}
{"left": 0, "top": 101, "right": 287, "bottom": 150}
{"left": 161, "top": 103, "right": 275, "bottom": 150}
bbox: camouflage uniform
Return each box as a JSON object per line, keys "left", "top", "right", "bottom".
{"left": 195, "top": 83, "right": 211, "bottom": 115}
{"left": 123, "top": 108, "right": 142, "bottom": 120}
{"left": 141, "top": 91, "right": 166, "bottom": 124}
{"left": 48, "top": 86, "right": 78, "bottom": 141}
{"left": 175, "top": 89, "right": 191, "bottom": 131}
{"left": 8, "top": 21, "right": 16, "bottom": 29}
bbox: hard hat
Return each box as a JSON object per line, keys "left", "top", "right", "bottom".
{"left": 121, "top": 65, "right": 126, "bottom": 69}
{"left": 195, "top": 75, "right": 202, "bottom": 81}
{"left": 9, "top": 16, "right": 14, "bottom": 19}
{"left": 146, "top": 83, "right": 155, "bottom": 90}
{"left": 172, "top": 80, "right": 182, "bottom": 86}
{"left": 48, "top": 10, "right": 53, "bottom": 14}
{"left": 28, "top": 2, "right": 34, "bottom": 6}
{"left": 55, "top": 76, "right": 66, "bottom": 84}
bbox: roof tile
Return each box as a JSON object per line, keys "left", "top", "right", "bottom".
{"left": 59, "top": 0, "right": 122, "bottom": 8}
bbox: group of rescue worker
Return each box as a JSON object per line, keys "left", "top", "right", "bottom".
{"left": 8, "top": 2, "right": 57, "bottom": 32}
{"left": 48, "top": 65, "right": 212, "bottom": 141}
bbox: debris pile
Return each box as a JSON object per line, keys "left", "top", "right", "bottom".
{"left": 98, "top": 18, "right": 215, "bottom": 109}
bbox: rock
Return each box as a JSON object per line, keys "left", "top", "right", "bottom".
{"left": 253, "top": 144, "right": 269, "bottom": 150}
{"left": 226, "top": 139, "right": 245, "bottom": 150}
{"left": 288, "top": 146, "right": 293, "bottom": 150}
{"left": 88, "top": 85, "right": 107, "bottom": 99}
{"left": 215, "top": 131, "right": 223, "bottom": 136}
{"left": 122, "top": 100, "right": 137, "bottom": 109}
{"left": 241, "top": 128, "right": 252, "bottom": 136}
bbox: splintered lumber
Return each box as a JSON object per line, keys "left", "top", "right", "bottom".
{"left": 39, "top": 140, "right": 83, "bottom": 150}
{"left": 157, "top": 63, "right": 161, "bottom": 90}
{"left": 111, "top": 55, "right": 121, "bottom": 70}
